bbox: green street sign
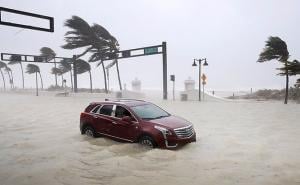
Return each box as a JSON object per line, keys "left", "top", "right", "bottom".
{"left": 144, "top": 47, "right": 158, "bottom": 54}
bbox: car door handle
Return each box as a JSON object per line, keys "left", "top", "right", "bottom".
{"left": 112, "top": 121, "right": 118, "bottom": 125}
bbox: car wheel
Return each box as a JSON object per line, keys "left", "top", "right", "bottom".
{"left": 84, "top": 126, "right": 96, "bottom": 138}
{"left": 139, "top": 135, "right": 156, "bottom": 148}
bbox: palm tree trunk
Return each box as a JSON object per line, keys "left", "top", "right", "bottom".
{"left": 35, "top": 72, "right": 39, "bottom": 96}
{"left": 70, "top": 70, "right": 73, "bottom": 91}
{"left": 7, "top": 71, "right": 12, "bottom": 89}
{"left": 115, "top": 59, "right": 122, "bottom": 90}
{"left": 61, "top": 75, "right": 64, "bottom": 87}
{"left": 101, "top": 62, "right": 108, "bottom": 94}
{"left": 89, "top": 70, "right": 93, "bottom": 93}
{"left": 0, "top": 69, "right": 5, "bottom": 91}
{"left": 10, "top": 71, "right": 14, "bottom": 89}
{"left": 284, "top": 63, "right": 289, "bottom": 104}
{"left": 20, "top": 62, "right": 24, "bottom": 89}
{"left": 106, "top": 68, "right": 109, "bottom": 90}
{"left": 39, "top": 72, "right": 43, "bottom": 90}
{"left": 54, "top": 59, "right": 58, "bottom": 86}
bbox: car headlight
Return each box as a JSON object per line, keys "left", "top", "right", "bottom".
{"left": 154, "top": 125, "right": 172, "bottom": 135}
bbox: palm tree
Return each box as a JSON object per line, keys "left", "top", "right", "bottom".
{"left": 4, "top": 66, "right": 14, "bottom": 89}
{"left": 40, "top": 47, "right": 57, "bottom": 86}
{"left": 26, "top": 64, "right": 43, "bottom": 96}
{"left": 0, "top": 61, "right": 7, "bottom": 91}
{"left": 62, "top": 16, "right": 121, "bottom": 93}
{"left": 258, "top": 36, "right": 290, "bottom": 104}
{"left": 58, "top": 59, "right": 73, "bottom": 90}
{"left": 75, "top": 59, "right": 93, "bottom": 93}
{"left": 51, "top": 67, "right": 64, "bottom": 87}
{"left": 8, "top": 55, "right": 24, "bottom": 89}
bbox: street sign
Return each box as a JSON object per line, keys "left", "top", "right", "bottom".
{"left": 144, "top": 47, "right": 158, "bottom": 55}
{"left": 122, "top": 50, "right": 130, "bottom": 58}
{"left": 170, "top": 75, "right": 175, "bottom": 81}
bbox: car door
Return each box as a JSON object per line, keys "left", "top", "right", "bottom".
{"left": 93, "top": 104, "right": 114, "bottom": 134}
{"left": 109, "top": 105, "right": 139, "bottom": 141}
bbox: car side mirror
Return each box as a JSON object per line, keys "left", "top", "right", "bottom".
{"left": 121, "top": 116, "right": 133, "bottom": 123}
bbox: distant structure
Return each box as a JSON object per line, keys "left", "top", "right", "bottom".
{"left": 132, "top": 78, "right": 141, "bottom": 92}
{"left": 184, "top": 77, "right": 195, "bottom": 91}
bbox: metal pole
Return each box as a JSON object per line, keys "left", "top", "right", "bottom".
{"left": 162, "top": 41, "right": 168, "bottom": 100}
{"left": 199, "top": 61, "right": 201, "bottom": 101}
{"left": 202, "top": 82, "right": 205, "bottom": 100}
{"left": 173, "top": 80, "right": 175, "bottom": 101}
{"left": 73, "top": 55, "right": 78, "bottom": 93}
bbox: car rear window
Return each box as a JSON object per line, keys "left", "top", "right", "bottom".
{"left": 99, "top": 105, "right": 113, "bottom": 116}
{"left": 91, "top": 105, "right": 101, "bottom": 113}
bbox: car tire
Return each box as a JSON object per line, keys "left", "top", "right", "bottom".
{"left": 84, "top": 126, "right": 96, "bottom": 138}
{"left": 139, "top": 135, "right": 156, "bottom": 148}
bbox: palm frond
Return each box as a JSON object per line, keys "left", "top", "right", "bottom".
{"left": 26, "top": 64, "right": 40, "bottom": 74}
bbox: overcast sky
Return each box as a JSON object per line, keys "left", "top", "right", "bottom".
{"left": 0, "top": 0, "right": 299, "bottom": 92}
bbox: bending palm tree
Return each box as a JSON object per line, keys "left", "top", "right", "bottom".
{"left": 62, "top": 16, "right": 121, "bottom": 93}
{"left": 5, "top": 66, "right": 14, "bottom": 89}
{"left": 51, "top": 67, "right": 64, "bottom": 87}
{"left": 258, "top": 36, "right": 290, "bottom": 104}
{"left": 0, "top": 61, "right": 7, "bottom": 91}
{"left": 26, "top": 64, "right": 43, "bottom": 96}
{"left": 8, "top": 55, "right": 24, "bottom": 89}
{"left": 40, "top": 47, "right": 57, "bottom": 86}
{"left": 75, "top": 59, "right": 93, "bottom": 93}
{"left": 58, "top": 59, "right": 73, "bottom": 90}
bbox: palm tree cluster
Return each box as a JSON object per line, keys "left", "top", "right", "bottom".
{"left": 62, "top": 16, "right": 122, "bottom": 93}
{"left": 258, "top": 36, "right": 300, "bottom": 104}
{"left": 0, "top": 61, "right": 15, "bottom": 91}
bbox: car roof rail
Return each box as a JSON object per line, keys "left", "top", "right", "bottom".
{"left": 104, "top": 98, "right": 145, "bottom": 102}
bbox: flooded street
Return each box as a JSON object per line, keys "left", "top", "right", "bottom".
{"left": 1, "top": 93, "right": 300, "bottom": 185}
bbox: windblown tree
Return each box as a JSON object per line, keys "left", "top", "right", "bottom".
{"left": 258, "top": 36, "right": 290, "bottom": 104}
{"left": 51, "top": 67, "right": 65, "bottom": 87}
{"left": 58, "top": 59, "right": 73, "bottom": 90}
{"left": 62, "top": 16, "right": 121, "bottom": 93}
{"left": 26, "top": 64, "right": 43, "bottom": 96}
{"left": 5, "top": 66, "right": 14, "bottom": 89}
{"left": 75, "top": 59, "right": 93, "bottom": 93}
{"left": 40, "top": 47, "right": 57, "bottom": 86}
{"left": 0, "top": 61, "right": 7, "bottom": 91}
{"left": 8, "top": 55, "right": 24, "bottom": 89}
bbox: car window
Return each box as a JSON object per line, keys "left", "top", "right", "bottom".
{"left": 115, "top": 106, "right": 133, "bottom": 118}
{"left": 131, "top": 104, "right": 170, "bottom": 120}
{"left": 99, "top": 105, "right": 113, "bottom": 116}
{"left": 91, "top": 105, "right": 101, "bottom": 114}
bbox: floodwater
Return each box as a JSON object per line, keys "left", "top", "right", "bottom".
{"left": 0, "top": 93, "right": 300, "bottom": 185}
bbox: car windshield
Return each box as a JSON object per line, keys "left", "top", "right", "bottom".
{"left": 131, "top": 104, "right": 170, "bottom": 120}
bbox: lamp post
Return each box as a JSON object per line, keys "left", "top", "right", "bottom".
{"left": 192, "top": 58, "right": 208, "bottom": 101}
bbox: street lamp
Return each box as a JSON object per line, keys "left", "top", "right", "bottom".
{"left": 192, "top": 58, "right": 208, "bottom": 101}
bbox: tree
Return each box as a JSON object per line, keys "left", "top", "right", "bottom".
{"left": 62, "top": 16, "right": 122, "bottom": 93}
{"left": 75, "top": 59, "right": 93, "bottom": 93}
{"left": 40, "top": 47, "right": 58, "bottom": 86}
{"left": 8, "top": 55, "right": 24, "bottom": 89}
{"left": 58, "top": 59, "right": 73, "bottom": 90}
{"left": 51, "top": 67, "right": 64, "bottom": 87}
{"left": 0, "top": 61, "right": 7, "bottom": 91}
{"left": 4, "top": 66, "right": 14, "bottom": 89}
{"left": 26, "top": 64, "right": 43, "bottom": 96}
{"left": 258, "top": 36, "right": 290, "bottom": 104}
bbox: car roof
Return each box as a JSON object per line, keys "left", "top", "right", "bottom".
{"left": 91, "top": 99, "right": 149, "bottom": 107}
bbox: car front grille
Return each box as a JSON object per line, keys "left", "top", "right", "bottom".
{"left": 174, "top": 125, "right": 194, "bottom": 138}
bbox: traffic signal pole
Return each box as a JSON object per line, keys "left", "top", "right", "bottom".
{"left": 162, "top": 42, "right": 168, "bottom": 100}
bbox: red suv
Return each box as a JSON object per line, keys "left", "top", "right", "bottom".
{"left": 80, "top": 99, "right": 196, "bottom": 149}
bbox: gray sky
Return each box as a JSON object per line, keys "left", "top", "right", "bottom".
{"left": 0, "top": 0, "right": 300, "bottom": 92}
